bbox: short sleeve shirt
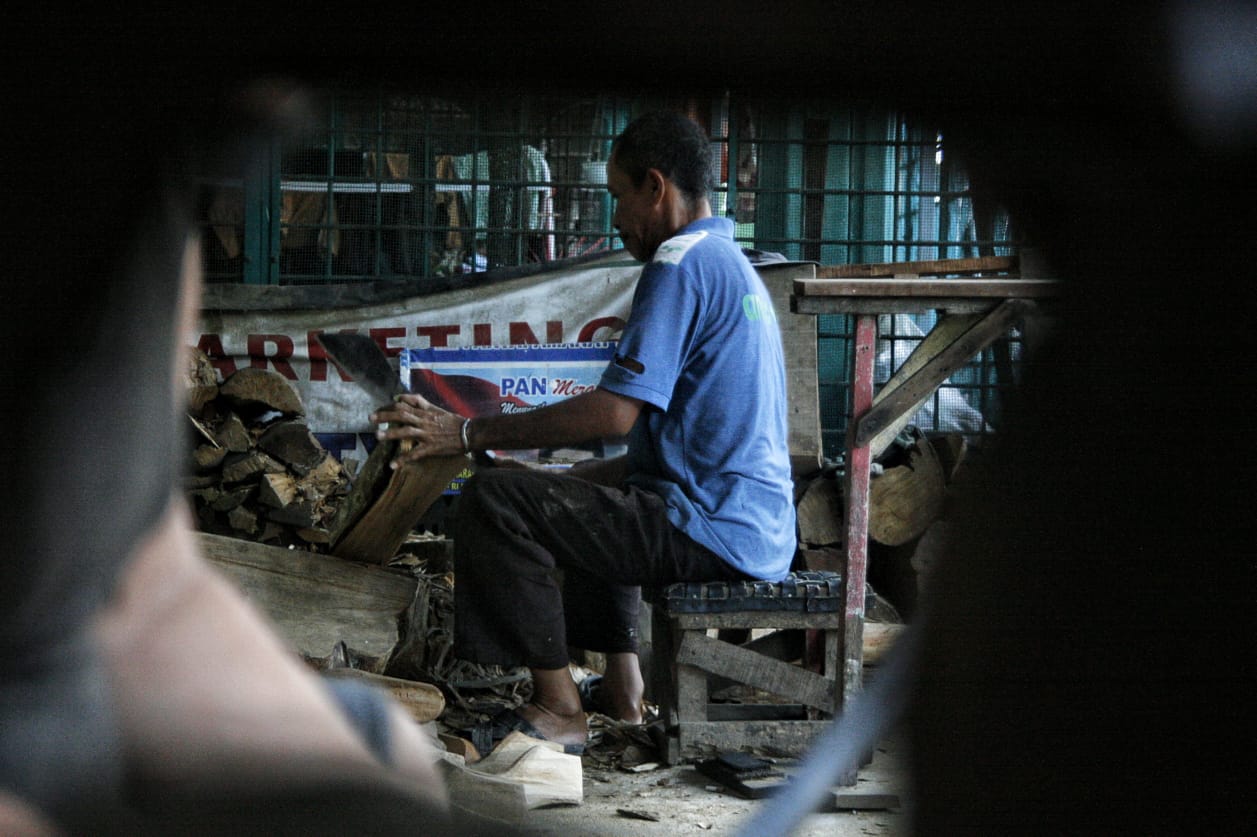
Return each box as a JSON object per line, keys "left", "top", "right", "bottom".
{"left": 599, "top": 217, "right": 796, "bottom": 580}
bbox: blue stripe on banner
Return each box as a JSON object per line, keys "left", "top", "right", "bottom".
{"left": 403, "top": 341, "right": 617, "bottom": 365}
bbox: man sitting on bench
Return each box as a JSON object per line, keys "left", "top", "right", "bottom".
{"left": 371, "top": 110, "right": 797, "bottom": 756}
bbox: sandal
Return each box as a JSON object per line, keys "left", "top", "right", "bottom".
{"left": 577, "top": 675, "right": 604, "bottom": 714}
{"left": 467, "top": 707, "right": 586, "bottom": 757}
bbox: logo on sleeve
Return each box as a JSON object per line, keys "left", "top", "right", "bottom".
{"left": 742, "top": 293, "right": 777, "bottom": 322}
{"left": 652, "top": 231, "right": 708, "bottom": 265}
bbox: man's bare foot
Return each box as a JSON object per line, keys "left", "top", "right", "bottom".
{"left": 513, "top": 667, "right": 588, "bottom": 752}
{"left": 513, "top": 702, "right": 588, "bottom": 752}
{"left": 599, "top": 652, "right": 645, "bottom": 724}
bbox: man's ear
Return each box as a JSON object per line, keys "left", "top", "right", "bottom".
{"left": 645, "top": 168, "right": 668, "bottom": 205}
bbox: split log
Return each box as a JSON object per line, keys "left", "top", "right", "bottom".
{"left": 199, "top": 532, "right": 416, "bottom": 673}
{"left": 265, "top": 499, "right": 320, "bottom": 529}
{"left": 331, "top": 439, "right": 467, "bottom": 565}
{"left": 214, "top": 412, "right": 252, "bottom": 452}
{"left": 211, "top": 484, "right": 254, "bottom": 512}
{"left": 220, "top": 450, "right": 286, "bottom": 485}
{"left": 302, "top": 453, "right": 345, "bottom": 496}
{"left": 193, "top": 444, "right": 228, "bottom": 472}
{"left": 257, "top": 472, "right": 298, "bottom": 509}
{"left": 257, "top": 419, "right": 327, "bottom": 475}
{"left": 226, "top": 505, "right": 259, "bottom": 535}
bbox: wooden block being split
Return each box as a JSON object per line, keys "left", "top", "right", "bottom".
{"left": 330, "top": 438, "right": 466, "bottom": 565}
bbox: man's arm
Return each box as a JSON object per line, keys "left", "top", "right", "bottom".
{"left": 371, "top": 387, "right": 642, "bottom": 469}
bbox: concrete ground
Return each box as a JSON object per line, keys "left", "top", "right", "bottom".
{"left": 508, "top": 723, "right": 912, "bottom": 836}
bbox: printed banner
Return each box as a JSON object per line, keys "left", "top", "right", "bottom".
{"left": 402, "top": 342, "right": 618, "bottom": 492}
{"left": 401, "top": 342, "right": 618, "bottom": 424}
{"left": 196, "top": 253, "right": 642, "bottom": 464}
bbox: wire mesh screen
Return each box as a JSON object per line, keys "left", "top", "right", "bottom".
{"left": 195, "top": 89, "right": 1020, "bottom": 457}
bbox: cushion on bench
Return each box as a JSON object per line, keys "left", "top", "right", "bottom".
{"left": 657, "top": 570, "right": 843, "bottom": 614}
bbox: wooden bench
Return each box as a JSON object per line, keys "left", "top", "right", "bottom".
{"left": 632, "top": 261, "right": 841, "bottom": 764}
{"left": 647, "top": 571, "right": 845, "bottom": 765}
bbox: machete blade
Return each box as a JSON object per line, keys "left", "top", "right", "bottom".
{"left": 315, "top": 332, "right": 408, "bottom": 407}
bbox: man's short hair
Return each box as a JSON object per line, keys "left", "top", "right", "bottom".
{"left": 611, "top": 111, "right": 714, "bottom": 207}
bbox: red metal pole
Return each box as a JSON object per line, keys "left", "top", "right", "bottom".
{"left": 842, "top": 313, "right": 877, "bottom": 708}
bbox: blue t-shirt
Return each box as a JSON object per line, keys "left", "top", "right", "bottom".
{"left": 599, "top": 216, "right": 796, "bottom": 581}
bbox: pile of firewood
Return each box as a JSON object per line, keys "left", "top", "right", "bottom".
{"left": 183, "top": 347, "right": 351, "bottom": 548}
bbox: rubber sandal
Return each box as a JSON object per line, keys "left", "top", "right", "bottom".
{"left": 467, "top": 707, "right": 586, "bottom": 756}
{"left": 577, "top": 675, "right": 604, "bottom": 714}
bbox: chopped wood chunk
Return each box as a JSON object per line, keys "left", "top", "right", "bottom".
{"left": 220, "top": 450, "right": 285, "bottom": 484}
{"left": 226, "top": 504, "right": 258, "bottom": 534}
{"left": 219, "top": 367, "right": 304, "bottom": 417}
{"left": 211, "top": 484, "right": 254, "bottom": 512}
{"left": 214, "top": 412, "right": 252, "bottom": 453}
{"left": 184, "top": 347, "right": 220, "bottom": 413}
{"left": 257, "top": 472, "right": 299, "bottom": 509}
{"left": 299, "top": 453, "right": 344, "bottom": 497}
{"left": 185, "top": 345, "right": 219, "bottom": 389}
{"left": 257, "top": 419, "right": 326, "bottom": 475}
{"left": 193, "top": 444, "right": 228, "bottom": 472}
{"left": 266, "top": 500, "right": 320, "bottom": 529}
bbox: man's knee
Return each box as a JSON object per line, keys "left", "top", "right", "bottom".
{"left": 452, "top": 469, "right": 528, "bottom": 545}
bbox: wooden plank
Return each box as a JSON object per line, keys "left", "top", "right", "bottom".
{"left": 863, "top": 310, "right": 985, "bottom": 458}
{"left": 675, "top": 631, "right": 835, "bottom": 714}
{"left": 842, "top": 314, "right": 876, "bottom": 709}
{"left": 322, "top": 667, "right": 446, "bottom": 723}
{"left": 648, "top": 604, "right": 679, "bottom": 729}
{"left": 794, "top": 277, "right": 1059, "bottom": 299}
{"left": 761, "top": 263, "right": 823, "bottom": 471}
{"left": 794, "top": 296, "right": 1017, "bottom": 315}
{"left": 816, "top": 255, "right": 1018, "bottom": 278}
{"left": 856, "top": 299, "right": 1032, "bottom": 449}
{"left": 676, "top": 662, "right": 709, "bottom": 722}
{"left": 672, "top": 611, "right": 842, "bottom": 631}
{"left": 677, "top": 720, "right": 832, "bottom": 760}
{"left": 198, "top": 532, "right": 415, "bottom": 673}
{"left": 684, "top": 625, "right": 899, "bottom": 691}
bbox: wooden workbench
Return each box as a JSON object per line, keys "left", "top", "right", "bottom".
{"left": 791, "top": 256, "right": 1060, "bottom": 709}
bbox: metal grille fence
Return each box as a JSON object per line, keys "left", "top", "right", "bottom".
{"left": 196, "top": 89, "right": 1020, "bottom": 458}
